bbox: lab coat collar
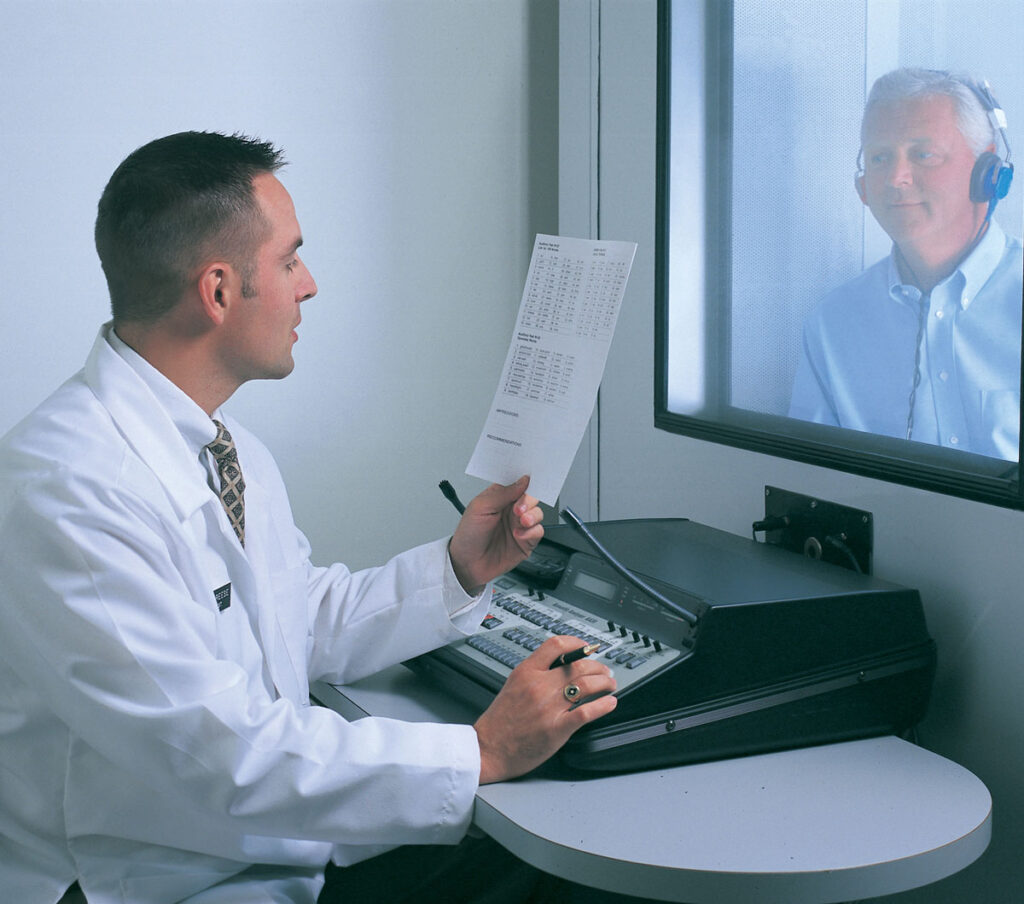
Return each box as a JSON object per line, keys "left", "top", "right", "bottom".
{"left": 83, "top": 325, "right": 213, "bottom": 525}
{"left": 106, "top": 324, "right": 218, "bottom": 460}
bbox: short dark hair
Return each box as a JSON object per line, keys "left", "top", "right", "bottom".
{"left": 95, "top": 131, "right": 286, "bottom": 324}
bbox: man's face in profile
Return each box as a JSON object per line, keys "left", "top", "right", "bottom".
{"left": 860, "top": 93, "right": 989, "bottom": 260}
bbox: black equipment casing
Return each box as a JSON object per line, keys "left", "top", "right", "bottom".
{"left": 407, "top": 518, "right": 936, "bottom": 773}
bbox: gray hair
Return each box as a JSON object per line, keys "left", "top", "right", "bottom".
{"left": 862, "top": 68, "right": 996, "bottom": 157}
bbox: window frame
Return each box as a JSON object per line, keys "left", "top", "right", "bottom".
{"left": 653, "top": 0, "right": 1024, "bottom": 509}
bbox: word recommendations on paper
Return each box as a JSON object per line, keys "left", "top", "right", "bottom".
{"left": 467, "top": 234, "right": 637, "bottom": 505}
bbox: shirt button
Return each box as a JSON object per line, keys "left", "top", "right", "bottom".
{"left": 961, "top": 295, "right": 971, "bottom": 309}
{"left": 939, "top": 371, "right": 949, "bottom": 381}
{"left": 935, "top": 309, "right": 945, "bottom": 320}
{"left": 950, "top": 435, "right": 960, "bottom": 445}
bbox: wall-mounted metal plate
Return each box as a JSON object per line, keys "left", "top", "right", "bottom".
{"left": 763, "top": 486, "right": 873, "bottom": 574}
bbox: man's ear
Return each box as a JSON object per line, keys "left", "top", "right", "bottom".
{"left": 196, "top": 263, "right": 239, "bottom": 325}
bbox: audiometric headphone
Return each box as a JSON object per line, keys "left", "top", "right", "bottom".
{"left": 854, "top": 150, "right": 867, "bottom": 203}
{"left": 854, "top": 73, "right": 1014, "bottom": 211}
{"left": 967, "top": 79, "right": 1014, "bottom": 205}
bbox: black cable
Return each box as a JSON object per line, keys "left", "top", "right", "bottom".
{"left": 825, "top": 534, "right": 863, "bottom": 574}
{"left": 560, "top": 507, "right": 699, "bottom": 626}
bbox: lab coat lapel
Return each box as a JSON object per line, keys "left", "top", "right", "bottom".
{"left": 175, "top": 430, "right": 302, "bottom": 703}
{"left": 241, "top": 475, "right": 307, "bottom": 704}
{"left": 198, "top": 474, "right": 302, "bottom": 702}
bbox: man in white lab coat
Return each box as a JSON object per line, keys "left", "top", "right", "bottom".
{"left": 0, "top": 131, "right": 617, "bottom": 904}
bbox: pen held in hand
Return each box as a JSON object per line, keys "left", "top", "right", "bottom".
{"left": 549, "top": 642, "right": 600, "bottom": 670}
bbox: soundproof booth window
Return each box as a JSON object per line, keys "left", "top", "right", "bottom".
{"left": 655, "top": 0, "right": 1024, "bottom": 507}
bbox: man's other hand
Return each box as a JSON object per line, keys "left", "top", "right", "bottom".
{"left": 474, "top": 635, "right": 618, "bottom": 783}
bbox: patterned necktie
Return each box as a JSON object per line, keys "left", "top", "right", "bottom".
{"left": 207, "top": 420, "right": 246, "bottom": 547}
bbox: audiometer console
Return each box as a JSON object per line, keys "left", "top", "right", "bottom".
{"left": 406, "top": 517, "right": 936, "bottom": 773}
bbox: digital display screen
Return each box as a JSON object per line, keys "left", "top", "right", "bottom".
{"left": 574, "top": 570, "right": 618, "bottom": 601}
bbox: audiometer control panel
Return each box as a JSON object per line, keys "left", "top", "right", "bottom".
{"left": 458, "top": 572, "right": 688, "bottom": 693}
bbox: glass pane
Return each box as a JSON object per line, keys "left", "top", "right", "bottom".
{"left": 657, "top": 0, "right": 1024, "bottom": 506}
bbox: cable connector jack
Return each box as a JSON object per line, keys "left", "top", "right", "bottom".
{"left": 752, "top": 514, "right": 790, "bottom": 538}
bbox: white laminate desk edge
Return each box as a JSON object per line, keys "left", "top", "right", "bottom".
{"left": 311, "top": 666, "right": 991, "bottom": 904}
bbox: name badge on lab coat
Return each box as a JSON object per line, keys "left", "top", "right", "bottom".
{"left": 214, "top": 583, "right": 232, "bottom": 611}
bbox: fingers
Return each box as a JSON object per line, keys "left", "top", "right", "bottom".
{"left": 477, "top": 477, "right": 542, "bottom": 531}
{"left": 563, "top": 684, "right": 619, "bottom": 726}
{"left": 513, "top": 495, "right": 543, "bottom": 530}
{"left": 532, "top": 634, "right": 601, "bottom": 669}
{"left": 531, "top": 636, "right": 618, "bottom": 714}
{"left": 498, "top": 478, "right": 544, "bottom": 545}
{"left": 512, "top": 513, "right": 544, "bottom": 556}
{"left": 557, "top": 670, "right": 617, "bottom": 713}
{"left": 556, "top": 666, "right": 614, "bottom": 710}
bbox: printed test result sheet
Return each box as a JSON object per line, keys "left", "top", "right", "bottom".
{"left": 466, "top": 234, "right": 637, "bottom": 505}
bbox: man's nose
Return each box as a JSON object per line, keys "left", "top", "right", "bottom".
{"left": 886, "top": 153, "right": 913, "bottom": 188}
{"left": 297, "top": 258, "right": 317, "bottom": 301}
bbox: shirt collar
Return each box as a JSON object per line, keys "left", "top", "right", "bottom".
{"left": 886, "top": 220, "right": 1007, "bottom": 310}
{"left": 958, "top": 220, "right": 1006, "bottom": 309}
{"left": 106, "top": 325, "right": 219, "bottom": 456}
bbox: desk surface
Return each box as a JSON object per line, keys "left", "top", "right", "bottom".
{"left": 313, "top": 666, "right": 991, "bottom": 904}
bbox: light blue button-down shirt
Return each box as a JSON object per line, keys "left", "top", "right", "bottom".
{"left": 790, "top": 222, "right": 1023, "bottom": 460}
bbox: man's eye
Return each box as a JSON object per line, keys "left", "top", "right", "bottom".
{"left": 286, "top": 260, "right": 297, "bottom": 272}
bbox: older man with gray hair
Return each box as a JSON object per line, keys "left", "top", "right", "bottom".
{"left": 790, "top": 68, "right": 1022, "bottom": 459}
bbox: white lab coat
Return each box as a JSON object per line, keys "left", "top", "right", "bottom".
{"left": 0, "top": 328, "right": 487, "bottom": 904}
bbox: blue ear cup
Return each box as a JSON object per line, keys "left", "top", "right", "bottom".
{"left": 970, "top": 150, "right": 1014, "bottom": 203}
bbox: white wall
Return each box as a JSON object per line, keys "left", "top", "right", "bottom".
{"left": 0, "top": 0, "right": 558, "bottom": 569}
{"left": 569, "top": 2, "right": 1023, "bottom": 902}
